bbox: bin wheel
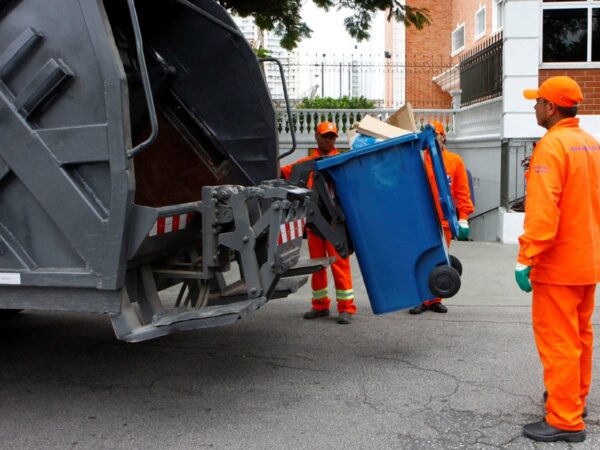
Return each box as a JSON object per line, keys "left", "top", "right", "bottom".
{"left": 428, "top": 266, "right": 461, "bottom": 298}
{"left": 449, "top": 255, "right": 462, "bottom": 276}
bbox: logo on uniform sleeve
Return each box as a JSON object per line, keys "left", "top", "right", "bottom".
{"left": 570, "top": 145, "right": 600, "bottom": 152}
{"left": 533, "top": 165, "right": 549, "bottom": 174}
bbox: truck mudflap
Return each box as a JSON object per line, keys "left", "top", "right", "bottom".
{"left": 111, "top": 181, "right": 332, "bottom": 342}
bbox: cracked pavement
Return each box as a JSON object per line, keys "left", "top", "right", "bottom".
{"left": 1, "top": 241, "right": 599, "bottom": 449}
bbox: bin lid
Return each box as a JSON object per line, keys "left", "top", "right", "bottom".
{"left": 314, "top": 132, "right": 420, "bottom": 171}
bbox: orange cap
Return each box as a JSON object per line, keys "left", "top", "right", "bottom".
{"left": 523, "top": 76, "right": 583, "bottom": 107}
{"left": 431, "top": 120, "right": 446, "bottom": 136}
{"left": 316, "top": 121, "right": 338, "bottom": 137}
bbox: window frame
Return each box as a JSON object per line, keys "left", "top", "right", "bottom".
{"left": 474, "top": 5, "right": 487, "bottom": 41}
{"left": 451, "top": 23, "right": 466, "bottom": 56}
{"left": 540, "top": 1, "right": 600, "bottom": 68}
{"left": 492, "top": 0, "right": 504, "bottom": 33}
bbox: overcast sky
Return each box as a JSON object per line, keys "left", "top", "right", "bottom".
{"left": 296, "top": 2, "right": 385, "bottom": 58}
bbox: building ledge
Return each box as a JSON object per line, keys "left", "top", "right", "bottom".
{"left": 498, "top": 207, "right": 524, "bottom": 244}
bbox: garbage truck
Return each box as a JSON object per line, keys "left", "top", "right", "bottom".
{"left": 0, "top": 0, "right": 352, "bottom": 342}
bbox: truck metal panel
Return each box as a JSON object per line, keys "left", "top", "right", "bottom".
{"left": 0, "top": 0, "right": 338, "bottom": 340}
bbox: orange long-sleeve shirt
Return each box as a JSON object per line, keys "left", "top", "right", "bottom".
{"left": 424, "top": 147, "right": 475, "bottom": 229}
{"left": 280, "top": 148, "right": 339, "bottom": 186}
{"left": 518, "top": 118, "right": 600, "bottom": 285}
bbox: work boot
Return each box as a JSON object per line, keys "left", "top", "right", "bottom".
{"left": 522, "top": 420, "right": 585, "bottom": 443}
{"left": 303, "top": 309, "right": 329, "bottom": 320}
{"left": 409, "top": 303, "right": 428, "bottom": 315}
{"left": 543, "top": 391, "right": 587, "bottom": 418}
{"left": 428, "top": 302, "right": 448, "bottom": 313}
{"left": 336, "top": 312, "right": 352, "bottom": 325}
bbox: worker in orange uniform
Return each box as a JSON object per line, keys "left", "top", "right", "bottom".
{"left": 516, "top": 77, "right": 600, "bottom": 443}
{"left": 409, "top": 120, "right": 474, "bottom": 314}
{"left": 281, "top": 121, "right": 356, "bottom": 325}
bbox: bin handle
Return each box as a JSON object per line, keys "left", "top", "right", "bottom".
{"left": 422, "top": 126, "right": 459, "bottom": 238}
{"left": 258, "top": 58, "right": 297, "bottom": 160}
{"left": 126, "top": 0, "right": 159, "bottom": 159}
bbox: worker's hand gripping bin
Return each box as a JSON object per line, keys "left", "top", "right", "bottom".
{"left": 314, "top": 126, "right": 461, "bottom": 313}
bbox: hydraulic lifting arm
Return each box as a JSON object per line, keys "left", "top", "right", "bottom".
{"left": 286, "top": 159, "right": 353, "bottom": 258}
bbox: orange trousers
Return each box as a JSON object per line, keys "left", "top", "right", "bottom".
{"left": 532, "top": 281, "right": 595, "bottom": 431}
{"left": 424, "top": 227, "right": 453, "bottom": 306}
{"left": 307, "top": 230, "right": 356, "bottom": 314}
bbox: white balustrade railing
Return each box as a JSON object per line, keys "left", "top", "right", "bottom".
{"left": 276, "top": 108, "right": 455, "bottom": 149}
{"left": 453, "top": 97, "right": 502, "bottom": 139}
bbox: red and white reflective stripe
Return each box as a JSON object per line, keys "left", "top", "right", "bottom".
{"left": 278, "top": 217, "right": 306, "bottom": 244}
{"left": 148, "top": 213, "right": 193, "bottom": 237}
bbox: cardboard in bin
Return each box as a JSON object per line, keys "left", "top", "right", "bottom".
{"left": 355, "top": 102, "right": 416, "bottom": 140}
{"left": 346, "top": 122, "right": 359, "bottom": 147}
{"left": 386, "top": 102, "right": 417, "bottom": 132}
{"left": 356, "top": 115, "right": 412, "bottom": 140}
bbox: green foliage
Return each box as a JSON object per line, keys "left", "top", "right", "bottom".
{"left": 219, "top": 0, "right": 431, "bottom": 51}
{"left": 296, "top": 96, "right": 375, "bottom": 109}
{"left": 253, "top": 47, "right": 271, "bottom": 58}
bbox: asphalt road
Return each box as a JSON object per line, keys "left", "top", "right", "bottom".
{"left": 1, "top": 241, "right": 599, "bottom": 449}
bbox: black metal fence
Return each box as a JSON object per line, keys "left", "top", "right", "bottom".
{"left": 459, "top": 32, "right": 503, "bottom": 106}
{"left": 267, "top": 54, "right": 454, "bottom": 108}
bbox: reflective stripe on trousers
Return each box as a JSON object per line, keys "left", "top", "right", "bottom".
{"left": 308, "top": 229, "right": 356, "bottom": 314}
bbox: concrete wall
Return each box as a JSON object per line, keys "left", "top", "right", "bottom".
{"left": 470, "top": 208, "right": 500, "bottom": 242}
{"left": 502, "top": 0, "right": 541, "bottom": 140}
{"left": 498, "top": 207, "right": 524, "bottom": 244}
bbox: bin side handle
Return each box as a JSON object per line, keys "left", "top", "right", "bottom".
{"left": 126, "top": 0, "right": 159, "bottom": 159}
{"left": 258, "top": 58, "right": 297, "bottom": 161}
{"left": 422, "top": 126, "right": 459, "bottom": 238}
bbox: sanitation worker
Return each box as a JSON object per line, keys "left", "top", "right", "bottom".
{"left": 409, "top": 120, "right": 474, "bottom": 314}
{"left": 281, "top": 121, "right": 356, "bottom": 325}
{"left": 516, "top": 76, "right": 600, "bottom": 443}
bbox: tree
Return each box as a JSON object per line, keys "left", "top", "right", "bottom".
{"left": 217, "top": 1, "right": 431, "bottom": 51}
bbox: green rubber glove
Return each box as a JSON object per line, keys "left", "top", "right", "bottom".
{"left": 458, "top": 219, "right": 470, "bottom": 241}
{"left": 515, "top": 263, "right": 532, "bottom": 293}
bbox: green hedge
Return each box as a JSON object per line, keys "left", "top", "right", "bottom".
{"left": 296, "top": 96, "right": 375, "bottom": 109}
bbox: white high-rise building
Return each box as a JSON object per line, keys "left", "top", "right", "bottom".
{"left": 294, "top": 5, "right": 386, "bottom": 103}
{"left": 232, "top": 16, "right": 299, "bottom": 101}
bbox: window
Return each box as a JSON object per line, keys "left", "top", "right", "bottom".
{"left": 452, "top": 24, "right": 466, "bottom": 55}
{"left": 542, "top": 1, "right": 600, "bottom": 63}
{"left": 594, "top": 8, "right": 600, "bottom": 61}
{"left": 475, "top": 6, "right": 486, "bottom": 40}
{"left": 493, "top": 0, "right": 504, "bottom": 31}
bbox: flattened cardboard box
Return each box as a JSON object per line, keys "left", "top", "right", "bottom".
{"left": 356, "top": 115, "right": 412, "bottom": 140}
{"left": 386, "top": 102, "right": 417, "bottom": 132}
{"left": 346, "top": 122, "right": 359, "bottom": 146}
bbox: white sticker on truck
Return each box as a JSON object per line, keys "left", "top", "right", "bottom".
{"left": 0, "top": 273, "right": 21, "bottom": 285}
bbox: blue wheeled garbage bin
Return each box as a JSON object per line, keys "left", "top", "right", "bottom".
{"left": 314, "top": 126, "right": 461, "bottom": 314}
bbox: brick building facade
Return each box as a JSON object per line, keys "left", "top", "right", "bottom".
{"left": 402, "top": 0, "right": 600, "bottom": 115}
{"left": 539, "top": 70, "right": 600, "bottom": 115}
{"left": 404, "top": 1, "right": 452, "bottom": 109}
